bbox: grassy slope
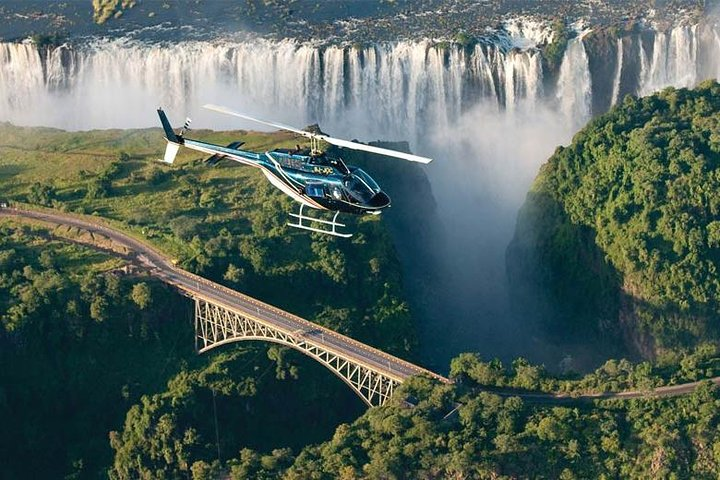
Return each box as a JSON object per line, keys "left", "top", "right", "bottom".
{"left": 0, "top": 123, "right": 415, "bottom": 478}
{"left": 0, "top": 123, "right": 411, "bottom": 346}
{"left": 0, "top": 123, "right": 316, "bottom": 258}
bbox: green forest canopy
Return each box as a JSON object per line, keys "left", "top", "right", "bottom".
{"left": 3, "top": 85, "right": 720, "bottom": 478}
{"left": 509, "top": 80, "right": 720, "bottom": 353}
{"left": 0, "top": 123, "right": 416, "bottom": 478}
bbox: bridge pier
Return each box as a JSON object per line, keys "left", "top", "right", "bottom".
{"left": 193, "top": 296, "right": 402, "bottom": 407}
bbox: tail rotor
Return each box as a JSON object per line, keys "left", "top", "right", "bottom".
{"left": 180, "top": 117, "right": 192, "bottom": 137}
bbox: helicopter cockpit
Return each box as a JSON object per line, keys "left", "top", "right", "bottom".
{"left": 343, "top": 169, "right": 381, "bottom": 204}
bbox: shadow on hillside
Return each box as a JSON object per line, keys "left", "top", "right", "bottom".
{"left": 506, "top": 190, "right": 628, "bottom": 364}
{"left": 0, "top": 163, "right": 27, "bottom": 180}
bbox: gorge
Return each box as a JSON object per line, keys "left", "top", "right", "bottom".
{"left": 1, "top": 17, "right": 719, "bottom": 368}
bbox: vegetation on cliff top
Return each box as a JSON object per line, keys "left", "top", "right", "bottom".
{"left": 0, "top": 124, "right": 415, "bottom": 477}
{"left": 279, "top": 376, "right": 720, "bottom": 480}
{"left": 92, "top": 0, "right": 136, "bottom": 24}
{"left": 541, "top": 18, "right": 571, "bottom": 73}
{"left": 508, "top": 81, "right": 720, "bottom": 355}
{"left": 4, "top": 109, "right": 720, "bottom": 477}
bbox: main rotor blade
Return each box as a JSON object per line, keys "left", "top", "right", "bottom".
{"left": 203, "top": 103, "right": 433, "bottom": 164}
{"left": 319, "top": 135, "right": 433, "bottom": 164}
{"left": 203, "top": 104, "right": 313, "bottom": 138}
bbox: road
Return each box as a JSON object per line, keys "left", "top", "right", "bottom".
{"left": 485, "top": 375, "right": 720, "bottom": 404}
{"left": 0, "top": 207, "right": 447, "bottom": 384}
{"left": 3, "top": 206, "right": 719, "bottom": 403}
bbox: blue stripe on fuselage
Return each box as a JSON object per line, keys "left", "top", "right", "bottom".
{"left": 184, "top": 139, "right": 266, "bottom": 165}
{"left": 183, "top": 139, "right": 347, "bottom": 191}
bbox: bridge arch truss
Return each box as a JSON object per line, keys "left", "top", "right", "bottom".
{"left": 193, "top": 296, "right": 402, "bottom": 407}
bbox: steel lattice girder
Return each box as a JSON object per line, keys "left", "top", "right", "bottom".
{"left": 193, "top": 296, "right": 400, "bottom": 407}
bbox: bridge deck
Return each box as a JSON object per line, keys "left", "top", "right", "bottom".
{"left": 1, "top": 207, "right": 449, "bottom": 385}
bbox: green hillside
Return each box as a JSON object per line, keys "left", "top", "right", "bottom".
{"left": 0, "top": 124, "right": 415, "bottom": 478}
{"left": 4, "top": 92, "right": 720, "bottom": 479}
{"left": 507, "top": 80, "right": 720, "bottom": 357}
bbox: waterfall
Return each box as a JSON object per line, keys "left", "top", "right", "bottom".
{"left": 712, "top": 26, "right": 720, "bottom": 79}
{"left": 468, "top": 46, "right": 499, "bottom": 109}
{"left": 0, "top": 38, "right": 549, "bottom": 141}
{"left": 322, "top": 46, "right": 345, "bottom": 121}
{"left": 0, "top": 43, "right": 45, "bottom": 111}
{"left": 610, "top": 37, "right": 623, "bottom": 106}
{"left": 639, "top": 25, "right": 701, "bottom": 95}
{"left": 501, "top": 49, "right": 543, "bottom": 112}
{"left": 556, "top": 38, "right": 592, "bottom": 124}
{"left": 669, "top": 25, "right": 698, "bottom": 87}
{"left": 0, "top": 23, "right": 717, "bottom": 138}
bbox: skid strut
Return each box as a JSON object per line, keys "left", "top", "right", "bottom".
{"left": 288, "top": 204, "right": 352, "bottom": 238}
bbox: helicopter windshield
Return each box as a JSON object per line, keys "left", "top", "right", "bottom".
{"left": 353, "top": 169, "right": 380, "bottom": 193}
{"left": 343, "top": 170, "right": 380, "bottom": 204}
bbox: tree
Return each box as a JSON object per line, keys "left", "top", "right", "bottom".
{"left": 169, "top": 216, "right": 202, "bottom": 241}
{"left": 130, "top": 283, "right": 152, "bottom": 310}
{"left": 223, "top": 264, "right": 244, "bottom": 284}
{"left": 90, "top": 296, "right": 109, "bottom": 322}
{"left": 38, "top": 250, "right": 54, "bottom": 269}
{"left": 27, "top": 182, "right": 55, "bottom": 205}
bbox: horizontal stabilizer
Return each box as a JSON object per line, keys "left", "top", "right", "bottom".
{"left": 205, "top": 154, "right": 225, "bottom": 166}
{"left": 204, "top": 141, "right": 245, "bottom": 166}
{"left": 162, "top": 142, "right": 180, "bottom": 164}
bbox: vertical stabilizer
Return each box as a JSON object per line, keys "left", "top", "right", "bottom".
{"left": 157, "top": 108, "right": 180, "bottom": 143}
{"left": 162, "top": 142, "right": 180, "bottom": 164}
{"left": 157, "top": 107, "right": 182, "bottom": 164}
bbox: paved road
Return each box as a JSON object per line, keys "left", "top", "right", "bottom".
{"left": 485, "top": 375, "right": 720, "bottom": 403}
{"left": 0, "top": 207, "right": 447, "bottom": 384}
{"left": 3, "top": 206, "right": 719, "bottom": 403}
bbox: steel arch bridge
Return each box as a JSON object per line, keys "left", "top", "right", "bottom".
{"left": 0, "top": 207, "right": 451, "bottom": 408}
{"left": 192, "top": 295, "right": 430, "bottom": 407}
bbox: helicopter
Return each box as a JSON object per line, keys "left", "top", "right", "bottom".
{"left": 157, "top": 104, "right": 432, "bottom": 237}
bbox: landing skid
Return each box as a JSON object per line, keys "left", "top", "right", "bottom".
{"left": 288, "top": 204, "right": 352, "bottom": 238}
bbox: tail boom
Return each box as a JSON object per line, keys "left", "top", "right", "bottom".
{"left": 156, "top": 107, "right": 260, "bottom": 168}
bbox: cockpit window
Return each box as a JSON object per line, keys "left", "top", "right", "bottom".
{"left": 343, "top": 175, "right": 375, "bottom": 203}
{"left": 353, "top": 169, "right": 381, "bottom": 193}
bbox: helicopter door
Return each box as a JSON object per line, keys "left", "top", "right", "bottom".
{"left": 305, "top": 183, "right": 325, "bottom": 198}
